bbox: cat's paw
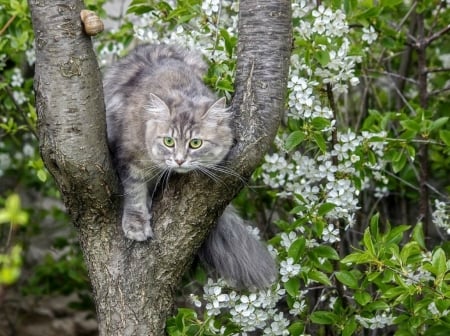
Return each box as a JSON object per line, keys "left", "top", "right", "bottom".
{"left": 122, "top": 209, "right": 153, "bottom": 241}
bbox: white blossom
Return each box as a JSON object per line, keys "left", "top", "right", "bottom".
{"left": 12, "top": 91, "right": 28, "bottom": 105}
{"left": 0, "top": 153, "right": 12, "bottom": 173}
{"left": 263, "top": 312, "right": 290, "bottom": 335}
{"left": 202, "top": 0, "right": 221, "bottom": 16}
{"left": 322, "top": 223, "right": 340, "bottom": 243}
{"left": 433, "top": 200, "right": 450, "bottom": 235}
{"left": 362, "top": 26, "right": 378, "bottom": 44}
{"left": 280, "top": 231, "right": 298, "bottom": 250}
{"left": 279, "top": 258, "right": 301, "bottom": 282}
{"left": 355, "top": 312, "right": 395, "bottom": 329}
{"left": 10, "top": 68, "right": 23, "bottom": 87}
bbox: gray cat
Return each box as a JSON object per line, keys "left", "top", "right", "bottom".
{"left": 104, "top": 44, "right": 277, "bottom": 289}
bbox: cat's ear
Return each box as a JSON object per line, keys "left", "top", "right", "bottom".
{"left": 203, "top": 97, "right": 229, "bottom": 120}
{"left": 145, "top": 93, "right": 170, "bottom": 118}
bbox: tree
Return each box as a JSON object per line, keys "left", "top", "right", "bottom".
{"left": 27, "top": 0, "right": 292, "bottom": 334}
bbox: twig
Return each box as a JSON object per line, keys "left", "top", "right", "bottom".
{"left": 425, "top": 24, "right": 450, "bottom": 47}
{"left": 415, "top": 12, "right": 431, "bottom": 236}
{"left": 366, "top": 70, "right": 418, "bottom": 85}
{"left": 427, "top": 67, "right": 450, "bottom": 73}
{"left": 430, "top": 86, "right": 450, "bottom": 96}
{"left": 0, "top": 15, "right": 16, "bottom": 35}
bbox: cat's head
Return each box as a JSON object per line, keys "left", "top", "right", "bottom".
{"left": 144, "top": 93, "right": 233, "bottom": 173}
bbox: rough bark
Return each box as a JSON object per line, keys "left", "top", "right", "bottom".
{"left": 28, "top": 0, "right": 292, "bottom": 335}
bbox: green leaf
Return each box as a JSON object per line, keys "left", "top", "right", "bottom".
{"left": 317, "top": 203, "right": 336, "bottom": 216}
{"left": 37, "top": 169, "right": 47, "bottom": 182}
{"left": 285, "top": 131, "right": 305, "bottom": 151}
{"left": 0, "top": 194, "right": 29, "bottom": 226}
{"left": 312, "top": 245, "right": 340, "bottom": 260}
{"left": 309, "top": 269, "right": 331, "bottom": 286}
{"left": 335, "top": 271, "right": 359, "bottom": 289}
{"left": 127, "top": 0, "right": 154, "bottom": 15}
{"left": 363, "top": 228, "right": 376, "bottom": 257}
{"left": 354, "top": 291, "right": 371, "bottom": 305}
{"left": 0, "top": 245, "right": 22, "bottom": 285}
{"left": 310, "top": 311, "right": 338, "bottom": 324}
{"left": 216, "top": 79, "right": 234, "bottom": 92}
{"left": 400, "top": 242, "right": 421, "bottom": 265}
{"left": 391, "top": 149, "right": 407, "bottom": 173}
{"left": 284, "top": 277, "right": 300, "bottom": 297}
{"left": 400, "top": 119, "right": 421, "bottom": 132}
{"left": 288, "top": 322, "right": 305, "bottom": 336}
{"left": 354, "top": 6, "right": 382, "bottom": 20}
{"left": 313, "top": 132, "right": 327, "bottom": 152}
{"left": 311, "top": 117, "right": 331, "bottom": 130}
{"left": 288, "top": 238, "right": 306, "bottom": 263}
{"left": 431, "top": 248, "right": 447, "bottom": 278}
{"left": 341, "top": 252, "right": 373, "bottom": 264}
{"left": 380, "top": 0, "right": 403, "bottom": 7}
{"left": 365, "top": 301, "right": 390, "bottom": 312}
{"left": 342, "top": 317, "right": 357, "bottom": 336}
{"left": 369, "top": 212, "right": 380, "bottom": 238}
{"left": 424, "top": 325, "right": 450, "bottom": 336}
{"left": 383, "top": 286, "right": 406, "bottom": 299}
{"left": 316, "top": 50, "right": 330, "bottom": 67}
{"left": 431, "top": 117, "right": 449, "bottom": 132}
{"left": 440, "top": 130, "right": 450, "bottom": 146}
{"left": 386, "top": 225, "right": 410, "bottom": 244}
{"left": 220, "top": 28, "right": 237, "bottom": 58}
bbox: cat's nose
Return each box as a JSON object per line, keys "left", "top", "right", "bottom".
{"left": 175, "top": 159, "right": 185, "bottom": 166}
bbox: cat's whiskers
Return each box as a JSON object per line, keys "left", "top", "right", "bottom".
{"left": 191, "top": 161, "right": 248, "bottom": 190}
{"left": 118, "top": 164, "right": 165, "bottom": 197}
{"left": 160, "top": 168, "right": 173, "bottom": 196}
{"left": 194, "top": 166, "right": 224, "bottom": 186}
{"left": 203, "top": 162, "right": 248, "bottom": 186}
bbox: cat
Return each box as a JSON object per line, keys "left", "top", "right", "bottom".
{"left": 103, "top": 44, "right": 277, "bottom": 289}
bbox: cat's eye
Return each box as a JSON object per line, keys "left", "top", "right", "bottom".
{"left": 163, "top": 136, "right": 175, "bottom": 147}
{"left": 189, "top": 139, "right": 203, "bottom": 149}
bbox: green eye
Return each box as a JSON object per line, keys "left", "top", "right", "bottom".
{"left": 189, "top": 139, "right": 203, "bottom": 149}
{"left": 163, "top": 136, "right": 175, "bottom": 147}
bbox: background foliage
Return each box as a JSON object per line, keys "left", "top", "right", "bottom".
{"left": 1, "top": 0, "right": 449, "bottom": 335}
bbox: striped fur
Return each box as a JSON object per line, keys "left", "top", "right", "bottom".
{"left": 104, "top": 44, "right": 276, "bottom": 288}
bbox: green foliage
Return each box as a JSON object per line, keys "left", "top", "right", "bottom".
{"left": 0, "top": 244, "right": 22, "bottom": 285}
{"left": 22, "top": 243, "right": 89, "bottom": 296}
{"left": 0, "top": 194, "right": 27, "bottom": 285}
{"left": 1, "top": 0, "right": 449, "bottom": 335}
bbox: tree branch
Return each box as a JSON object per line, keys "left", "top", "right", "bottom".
{"left": 28, "top": 0, "right": 292, "bottom": 334}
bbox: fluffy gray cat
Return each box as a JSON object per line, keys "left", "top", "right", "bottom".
{"left": 103, "top": 44, "right": 276, "bottom": 289}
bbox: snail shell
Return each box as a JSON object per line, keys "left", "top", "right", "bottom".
{"left": 80, "top": 10, "right": 104, "bottom": 36}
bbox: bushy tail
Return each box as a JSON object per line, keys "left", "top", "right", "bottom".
{"left": 199, "top": 205, "right": 277, "bottom": 289}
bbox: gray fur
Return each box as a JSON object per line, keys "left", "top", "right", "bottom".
{"left": 199, "top": 206, "right": 277, "bottom": 289}
{"left": 104, "top": 44, "right": 277, "bottom": 288}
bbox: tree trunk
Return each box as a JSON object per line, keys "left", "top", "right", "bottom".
{"left": 28, "top": 0, "right": 292, "bottom": 335}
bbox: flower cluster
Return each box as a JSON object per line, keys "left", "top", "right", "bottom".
{"left": 0, "top": 141, "right": 36, "bottom": 177}
{"left": 432, "top": 199, "right": 450, "bottom": 235}
{"left": 130, "top": 0, "right": 238, "bottom": 63}
{"left": 201, "top": 0, "right": 221, "bottom": 16}
{"left": 279, "top": 258, "right": 301, "bottom": 282}
{"left": 355, "top": 312, "right": 395, "bottom": 330}
{"left": 262, "top": 129, "right": 388, "bottom": 225}
{"left": 428, "top": 302, "right": 450, "bottom": 318}
{"left": 200, "top": 279, "right": 287, "bottom": 334}
{"left": 291, "top": 4, "right": 366, "bottom": 95}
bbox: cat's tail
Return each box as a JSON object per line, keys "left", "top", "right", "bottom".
{"left": 198, "top": 205, "right": 278, "bottom": 289}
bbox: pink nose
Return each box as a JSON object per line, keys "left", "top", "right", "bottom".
{"left": 175, "top": 159, "right": 185, "bottom": 166}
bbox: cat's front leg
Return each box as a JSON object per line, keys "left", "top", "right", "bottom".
{"left": 122, "top": 180, "right": 154, "bottom": 241}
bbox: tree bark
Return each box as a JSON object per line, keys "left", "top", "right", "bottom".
{"left": 28, "top": 0, "right": 292, "bottom": 335}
